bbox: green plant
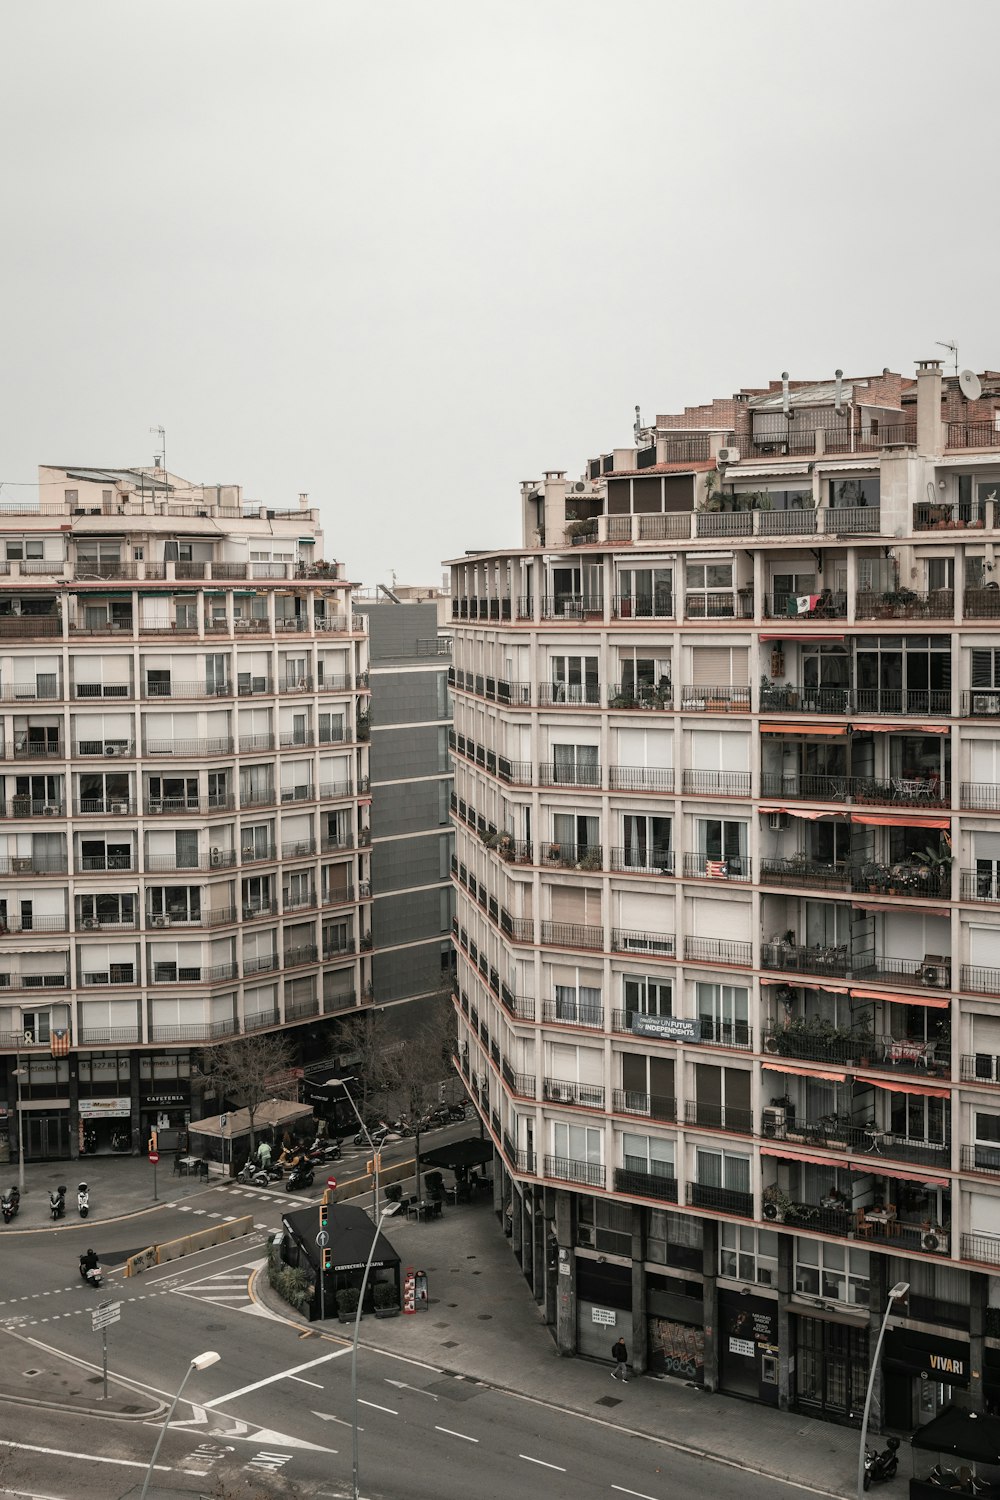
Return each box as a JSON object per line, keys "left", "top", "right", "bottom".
{"left": 577, "top": 848, "right": 603, "bottom": 871}
{"left": 337, "top": 1286, "right": 361, "bottom": 1320}
{"left": 373, "top": 1282, "right": 398, "bottom": 1311}
{"left": 267, "top": 1246, "right": 314, "bottom": 1316}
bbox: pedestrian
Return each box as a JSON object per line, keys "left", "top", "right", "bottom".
{"left": 257, "top": 1139, "right": 271, "bottom": 1169}
{"left": 611, "top": 1336, "right": 628, "bottom": 1382}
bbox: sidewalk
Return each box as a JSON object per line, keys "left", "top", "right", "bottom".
{"left": 257, "top": 1195, "right": 901, "bottom": 1500}
{"left": 0, "top": 1154, "right": 218, "bottom": 1232}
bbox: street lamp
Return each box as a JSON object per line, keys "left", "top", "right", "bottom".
{"left": 351, "top": 1204, "right": 398, "bottom": 1500}
{"left": 13, "top": 1036, "right": 26, "bottom": 1195}
{"left": 139, "top": 1350, "right": 220, "bottom": 1500}
{"left": 333, "top": 1075, "right": 380, "bottom": 1216}
{"left": 857, "top": 1281, "right": 909, "bottom": 1500}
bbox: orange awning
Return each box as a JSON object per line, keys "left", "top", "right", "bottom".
{"left": 760, "top": 634, "right": 845, "bottom": 643}
{"left": 760, "top": 723, "right": 847, "bottom": 736}
{"left": 852, "top": 901, "right": 951, "bottom": 918}
{"left": 760, "top": 1145, "right": 840, "bottom": 1168}
{"left": 865, "top": 1077, "right": 951, "bottom": 1099}
{"left": 761, "top": 978, "right": 850, "bottom": 994}
{"left": 850, "top": 987, "right": 950, "bottom": 1009}
{"left": 848, "top": 1162, "right": 949, "bottom": 1187}
{"left": 759, "top": 805, "right": 845, "bottom": 821}
{"left": 764, "top": 1062, "right": 848, "bottom": 1083}
{"left": 851, "top": 812, "right": 950, "bottom": 828}
{"left": 852, "top": 722, "right": 950, "bottom": 735}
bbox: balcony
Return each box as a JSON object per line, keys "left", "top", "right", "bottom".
{"left": 542, "top": 1078, "right": 605, "bottom": 1108}
{"left": 763, "top": 1022, "right": 950, "bottom": 1079}
{"left": 961, "top": 782, "right": 1000, "bottom": 810}
{"left": 760, "top": 772, "right": 950, "bottom": 810}
{"left": 244, "top": 953, "right": 280, "bottom": 975}
{"left": 685, "top": 1100, "right": 753, "bottom": 1135}
{"left": 821, "top": 506, "right": 881, "bottom": 535}
{"left": 963, "top": 589, "right": 1000, "bottom": 621}
{"left": 610, "top": 928, "right": 675, "bottom": 959}
{"left": 537, "top": 682, "right": 602, "bottom": 707}
{"left": 961, "top": 868, "right": 1000, "bottom": 901}
{"left": 760, "top": 857, "right": 851, "bottom": 892}
{"left": 771, "top": 1113, "right": 951, "bottom": 1168}
{"left": 914, "top": 502, "right": 985, "bottom": 530}
{"left": 284, "top": 943, "right": 319, "bottom": 969}
{"left": 0, "top": 972, "right": 69, "bottom": 991}
{"left": 961, "top": 1144, "right": 1000, "bottom": 1177}
{"left": 946, "top": 421, "right": 1000, "bottom": 450}
{"left": 962, "top": 1054, "right": 1000, "bottom": 1084}
{"left": 853, "top": 688, "right": 951, "bottom": 716}
{"left": 77, "top": 854, "right": 134, "bottom": 874}
{"left": 10, "top": 740, "right": 64, "bottom": 760}
{"left": 144, "top": 737, "right": 236, "bottom": 757}
{"left": 496, "top": 838, "right": 534, "bottom": 867}
{"left": 961, "top": 965, "right": 1000, "bottom": 996}
{"left": 608, "top": 682, "right": 672, "bottom": 711}
{"left": 611, "top": 1089, "right": 677, "bottom": 1121}
{"left": 608, "top": 766, "right": 674, "bottom": 793}
{"left": 4, "top": 798, "right": 66, "bottom": 818}
{"left": 681, "top": 853, "right": 752, "bottom": 882}
{"left": 614, "top": 1167, "right": 678, "bottom": 1202}
{"left": 539, "top": 844, "right": 603, "bottom": 873}
{"left": 146, "top": 850, "right": 237, "bottom": 872}
{"left": 698, "top": 1018, "right": 753, "bottom": 1050}
{"left": 543, "top": 1154, "right": 605, "bottom": 1188}
{"left": 77, "top": 1025, "right": 140, "bottom": 1045}
{"left": 960, "top": 1233, "right": 1000, "bottom": 1268}
{"left": 496, "top": 757, "right": 533, "bottom": 787}
{"left": 855, "top": 589, "right": 955, "bottom": 622}
{"left": 683, "top": 936, "right": 753, "bottom": 966}
{"left": 151, "top": 962, "right": 239, "bottom": 985}
{"left": 540, "top": 594, "right": 604, "bottom": 622}
{"left": 611, "top": 594, "right": 674, "bottom": 621}
{"left": 680, "top": 770, "right": 750, "bottom": 796}
{"left": 766, "top": 592, "right": 848, "bottom": 621}
{"left": 678, "top": 684, "right": 750, "bottom": 712}
{"left": 148, "top": 1018, "right": 238, "bottom": 1042}
{"left": 685, "top": 1183, "right": 753, "bottom": 1217}
{"left": 538, "top": 762, "right": 601, "bottom": 789}
{"left": 610, "top": 848, "right": 675, "bottom": 876}
{"left": 0, "top": 914, "right": 69, "bottom": 936}
{"left": 144, "top": 795, "right": 236, "bottom": 815}
{"left": 683, "top": 593, "right": 750, "bottom": 621}
{"left": 759, "top": 685, "right": 850, "bottom": 714}
{"left": 75, "top": 799, "right": 137, "bottom": 817}
{"left": 962, "top": 689, "right": 1000, "bottom": 717}
{"left": 541, "top": 999, "right": 604, "bottom": 1029}
{"left": 241, "top": 900, "right": 278, "bottom": 922}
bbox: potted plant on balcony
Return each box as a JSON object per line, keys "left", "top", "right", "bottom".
{"left": 576, "top": 848, "right": 603, "bottom": 872}
{"left": 762, "top": 1184, "right": 792, "bottom": 1223}
{"left": 545, "top": 843, "right": 561, "bottom": 865}
{"left": 913, "top": 842, "right": 953, "bottom": 893}
{"left": 497, "top": 833, "right": 515, "bottom": 862}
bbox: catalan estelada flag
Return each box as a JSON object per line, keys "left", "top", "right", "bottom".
{"left": 50, "top": 1028, "right": 70, "bottom": 1058}
{"left": 705, "top": 859, "right": 729, "bottom": 879}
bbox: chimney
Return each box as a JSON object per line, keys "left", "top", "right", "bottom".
{"left": 915, "top": 360, "right": 944, "bottom": 456}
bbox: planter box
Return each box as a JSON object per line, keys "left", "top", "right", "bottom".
{"left": 374, "top": 1307, "right": 400, "bottom": 1319}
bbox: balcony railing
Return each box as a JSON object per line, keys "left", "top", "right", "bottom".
{"left": 685, "top": 1183, "right": 753, "bottom": 1217}
{"left": 962, "top": 689, "right": 1000, "bottom": 717}
{"left": 610, "top": 928, "right": 675, "bottom": 958}
{"left": 614, "top": 1167, "right": 678, "bottom": 1202}
{"left": 764, "top": 1023, "right": 950, "bottom": 1078}
{"left": 685, "top": 1101, "right": 753, "bottom": 1135}
{"left": 611, "top": 1089, "right": 677, "bottom": 1121}
{"left": 610, "top": 848, "right": 675, "bottom": 875}
{"left": 4, "top": 798, "right": 66, "bottom": 818}
{"left": 539, "top": 842, "right": 603, "bottom": 871}
{"left": 853, "top": 688, "right": 951, "bottom": 716}
{"left": 855, "top": 590, "right": 955, "bottom": 621}
{"left": 683, "top": 593, "right": 747, "bottom": 620}
{"left": 766, "top": 592, "right": 848, "bottom": 620}
{"left": 760, "top": 857, "right": 852, "bottom": 892}
{"left": 538, "top": 920, "right": 603, "bottom": 950}
{"left": 962, "top": 965, "right": 1000, "bottom": 995}
{"left": 960, "top": 1233, "right": 1000, "bottom": 1268}
{"left": 538, "top": 761, "right": 602, "bottom": 789}
{"left": 608, "top": 766, "right": 674, "bottom": 793}
{"left": 537, "top": 682, "right": 602, "bottom": 707}
{"left": 773, "top": 1114, "right": 951, "bottom": 1167}
{"left": 913, "top": 502, "right": 985, "bottom": 530}
{"left": 542, "top": 1078, "right": 605, "bottom": 1108}
{"left": 961, "top": 782, "right": 1000, "bottom": 810}
{"left": 611, "top": 594, "right": 674, "bottom": 620}
{"left": 145, "top": 851, "right": 238, "bottom": 872}
{"left": 679, "top": 685, "right": 751, "bottom": 711}
{"left": 0, "top": 854, "right": 65, "bottom": 876}
{"left": 608, "top": 682, "right": 672, "bottom": 711}
{"left": 143, "top": 795, "right": 236, "bottom": 815}
{"left": 0, "top": 914, "right": 69, "bottom": 935}
{"left": 682, "top": 853, "right": 752, "bottom": 882}
{"left": 961, "top": 869, "right": 1000, "bottom": 901}
{"left": 541, "top": 999, "right": 604, "bottom": 1029}
{"left": 963, "top": 590, "right": 1000, "bottom": 621}
{"left": 540, "top": 595, "right": 604, "bottom": 621}
{"left": 821, "top": 506, "right": 881, "bottom": 535}
{"left": 681, "top": 770, "right": 750, "bottom": 796}
{"left": 0, "top": 972, "right": 69, "bottom": 991}
{"left": 961, "top": 1054, "right": 1000, "bottom": 1084}
{"left": 495, "top": 757, "right": 533, "bottom": 786}
{"left": 961, "top": 1144, "right": 1000, "bottom": 1176}
{"left": 946, "top": 421, "right": 1000, "bottom": 450}
{"left": 149, "top": 1019, "right": 239, "bottom": 1042}
{"left": 760, "top": 772, "right": 950, "bottom": 809}
{"left": 543, "top": 1154, "right": 605, "bottom": 1188}
{"left": 759, "top": 685, "right": 851, "bottom": 715}
{"left": 699, "top": 1018, "right": 753, "bottom": 1050}
{"left": 683, "top": 936, "right": 753, "bottom": 966}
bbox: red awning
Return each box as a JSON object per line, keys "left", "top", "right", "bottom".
{"left": 761, "top": 978, "right": 851, "bottom": 994}
{"left": 848, "top": 1162, "right": 949, "bottom": 1187}
{"left": 759, "top": 805, "right": 845, "bottom": 821}
{"left": 760, "top": 1145, "right": 840, "bottom": 1168}
{"left": 852, "top": 901, "right": 951, "bottom": 918}
{"left": 763, "top": 1062, "right": 848, "bottom": 1083}
{"left": 760, "top": 634, "right": 845, "bottom": 643}
{"left": 760, "top": 723, "right": 848, "bottom": 736}
{"left": 852, "top": 722, "right": 950, "bottom": 735}
{"left": 865, "top": 1077, "right": 951, "bottom": 1099}
{"left": 849, "top": 987, "right": 950, "bottom": 1009}
{"left": 851, "top": 812, "right": 950, "bottom": 828}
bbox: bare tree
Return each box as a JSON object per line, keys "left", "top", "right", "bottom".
{"left": 389, "top": 998, "right": 457, "bottom": 1200}
{"left": 337, "top": 1007, "right": 398, "bottom": 1125}
{"left": 201, "top": 1032, "right": 294, "bottom": 1150}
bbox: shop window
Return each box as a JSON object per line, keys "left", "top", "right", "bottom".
{"left": 794, "top": 1240, "right": 869, "bottom": 1306}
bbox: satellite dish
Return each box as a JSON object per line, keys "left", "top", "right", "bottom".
{"left": 959, "top": 369, "right": 983, "bottom": 402}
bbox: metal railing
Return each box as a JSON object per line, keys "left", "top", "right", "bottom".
{"left": 611, "top": 1090, "right": 677, "bottom": 1121}
{"left": 961, "top": 869, "right": 1000, "bottom": 901}
{"left": 542, "top": 1078, "right": 605, "bottom": 1108}
{"left": 610, "top": 928, "right": 675, "bottom": 957}
{"left": 0, "top": 855, "right": 68, "bottom": 876}
{"left": 856, "top": 590, "right": 955, "bottom": 621}
{"left": 821, "top": 506, "right": 881, "bottom": 535}
{"left": 766, "top": 591, "right": 848, "bottom": 620}
{"left": 699, "top": 1018, "right": 753, "bottom": 1050}
{"left": 3, "top": 799, "right": 66, "bottom": 818}
{"left": 961, "top": 965, "right": 1000, "bottom": 995}
{"left": 913, "top": 502, "right": 985, "bottom": 530}
{"left": 685, "top": 1101, "right": 753, "bottom": 1135}
{"left": 946, "top": 422, "right": 1000, "bottom": 449}
{"left": 495, "top": 757, "right": 533, "bottom": 786}
{"left": 541, "top": 999, "right": 604, "bottom": 1029}
{"left": 960, "top": 1233, "right": 1000, "bottom": 1268}
{"left": 608, "top": 766, "right": 673, "bottom": 793}
{"left": 759, "top": 858, "right": 851, "bottom": 892}
{"left": 537, "top": 682, "right": 602, "bottom": 707}
{"left": 961, "top": 1144, "right": 1000, "bottom": 1176}
{"left": 611, "top": 594, "right": 674, "bottom": 620}
{"left": 681, "top": 770, "right": 750, "bottom": 796}
{"left": 853, "top": 688, "right": 951, "bottom": 716}
{"left": 679, "top": 685, "right": 751, "bottom": 711}
{"left": 538, "top": 761, "right": 602, "bottom": 789}
{"left": 682, "top": 853, "right": 752, "bottom": 882}
{"left": 685, "top": 1183, "right": 753, "bottom": 1217}
{"left": 539, "top": 920, "right": 604, "bottom": 950}
{"left": 961, "top": 1054, "right": 1000, "bottom": 1084}
{"left": 539, "top": 595, "right": 604, "bottom": 621}
{"left": 962, "top": 690, "right": 1000, "bottom": 717}
{"left": 609, "top": 848, "right": 675, "bottom": 875}
{"left": 543, "top": 1154, "right": 606, "bottom": 1188}
{"left": 963, "top": 590, "right": 1000, "bottom": 620}
{"left": 684, "top": 936, "right": 752, "bottom": 966}
{"left": 961, "top": 782, "right": 1000, "bottom": 810}
{"left": 760, "top": 771, "right": 950, "bottom": 809}
{"left": 614, "top": 1168, "right": 678, "bottom": 1202}
{"left": 539, "top": 843, "right": 603, "bottom": 871}
{"left": 608, "top": 682, "right": 672, "bottom": 711}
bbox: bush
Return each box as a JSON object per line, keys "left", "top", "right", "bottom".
{"left": 373, "top": 1282, "right": 398, "bottom": 1311}
{"left": 267, "top": 1246, "right": 314, "bottom": 1316}
{"left": 337, "top": 1286, "right": 361, "bottom": 1320}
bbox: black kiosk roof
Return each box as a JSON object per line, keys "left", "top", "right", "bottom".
{"left": 417, "top": 1136, "right": 494, "bottom": 1170}
{"left": 911, "top": 1406, "right": 1000, "bottom": 1464}
{"left": 282, "top": 1202, "right": 400, "bottom": 1275}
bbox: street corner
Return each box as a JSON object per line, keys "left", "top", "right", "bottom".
{"left": 0, "top": 1342, "right": 164, "bottom": 1421}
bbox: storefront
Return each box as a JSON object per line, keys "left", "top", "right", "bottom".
{"left": 14, "top": 1056, "right": 71, "bottom": 1161}
{"left": 575, "top": 1257, "right": 632, "bottom": 1361}
{"left": 648, "top": 1318, "right": 705, "bottom": 1381}
{"left": 77, "top": 1097, "right": 132, "bottom": 1155}
{"left": 138, "top": 1053, "right": 192, "bottom": 1153}
{"left": 883, "top": 1328, "right": 969, "bottom": 1433}
{"left": 792, "top": 1312, "right": 869, "bottom": 1420}
{"left": 718, "top": 1290, "right": 780, "bottom": 1406}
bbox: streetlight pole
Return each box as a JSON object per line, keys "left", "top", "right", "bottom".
{"left": 139, "top": 1350, "right": 220, "bottom": 1500}
{"left": 14, "top": 1035, "right": 25, "bottom": 1195}
{"left": 337, "top": 1075, "right": 380, "bottom": 1216}
{"left": 351, "top": 1205, "right": 397, "bottom": 1500}
{"left": 857, "top": 1281, "right": 909, "bottom": 1500}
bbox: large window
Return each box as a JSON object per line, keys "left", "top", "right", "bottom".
{"left": 549, "top": 655, "right": 599, "bottom": 704}
{"left": 623, "top": 974, "right": 672, "bottom": 1018}
{"left": 553, "top": 1121, "right": 602, "bottom": 1164}
{"left": 695, "top": 1147, "right": 749, "bottom": 1193}
{"left": 622, "top": 1132, "right": 674, "bottom": 1179}
{"left": 622, "top": 813, "right": 671, "bottom": 871}
{"left": 617, "top": 568, "right": 672, "bottom": 619}
{"left": 696, "top": 982, "right": 749, "bottom": 1047}
{"left": 695, "top": 817, "right": 747, "bottom": 869}
{"left": 828, "top": 477, "right": 879, "bottom": 509}
{"left": 554, "top": 983, "right": 602, "bottom": 1025}
{"left": 855, "top": 634, "right": 951, "bottom": 714}
{"left": 719, "top": 1224, "right": 779, "bottom": 1286}
{"left": 795, "top": 1240, "right": 869, "bottom": 1306}
{"left": 551, "top": 744, "right": 599, "bottom": 786}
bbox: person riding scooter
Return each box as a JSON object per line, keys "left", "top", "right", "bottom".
{"left": 79, "top": 1248, "right": 101, "bottom": 1287}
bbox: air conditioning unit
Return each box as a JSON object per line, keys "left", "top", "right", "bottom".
{"left": 42, "top": 805, "right": 57, "bottom": 816}
{"left": 151, "top": 915, "right": 167, "bottom": 928}
{"left": 717, "top": 446, "right": 741, "bottom": 467}
{"left": 761, "top": 1106, "right": 787, "bottom": 1138}
{"left": 111, "top": 802, "right": 129, "bottom": 815}
{"left": 82, "top": 917, "right": 98, "bottom": 930}
{"left": 767, "top": 811, "right": 788, "bottom": 831}
{"left": 973, "top": 694, "right": 1000, "bottom": 715}
{"left": 546, "top": 1083, "right": 574, "bottom": 1104}
{"left": 210, "top": 848, "right": 222, "bottom": 867}
{"left": 921, "top": 1229, "right": 949, "bottom": 1254}
{"left": 921, "top": 963, "right": 949, "bottom": 987}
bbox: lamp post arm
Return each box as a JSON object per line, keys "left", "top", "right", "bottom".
{"left": 856, "top": 1298, "right": 894, "bottom": 1500}
{"left": 140, "top": 1362, "right": 193, "bottom": 1500}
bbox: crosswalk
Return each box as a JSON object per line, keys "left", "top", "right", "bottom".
{"left": 172, "top": 1259, "right": 264, "bottom": 1311}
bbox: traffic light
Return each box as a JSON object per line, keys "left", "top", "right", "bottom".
{"left": 322, "top": 1247, "right": 332, "bottom": 1272}
{"left": 320, "top": 1200, "right": 329, "bottom": 1231}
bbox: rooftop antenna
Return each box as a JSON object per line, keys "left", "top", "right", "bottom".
{"left": 633, "top": 405, "right": 642, "bottom": 444}
{"left": 149, "top": 425, "right": 166, "bottom": 488}
{"left": 935, "top": 341, "right": 959, "bottom": 377}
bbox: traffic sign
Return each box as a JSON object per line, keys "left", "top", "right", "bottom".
{"left": 92, "top": 1301, "right": 121, "bottom": 1331}
{"left": 148, "top": 1151, "right": 160, "bottom": 1165}
{"left": 326, "top": 1175, "right": 337, "bottom": 1190}
{"left": 316, "top": 1229, "right": 330, "bottom": 1248}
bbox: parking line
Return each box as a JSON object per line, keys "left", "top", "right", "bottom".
{"left": 520, "top": 1455, "right": 565, "bottom": 1471}
{"left": 435, "top": 1425, "right": 477, "bottom": 1443}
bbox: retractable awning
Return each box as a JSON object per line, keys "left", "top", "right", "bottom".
{"left": 760, "top": 634, "right": 845, "bottom": 643}
{"left": 763, "top": 1062, "right": 848, "bottom": 1083}
{"left": 760, "top": 978, "right": 850, "bottom": 994}
{"left": 849, "top": 987, "right": 950, "bottom": 1009}
{"left": 760, "top": 723, "right": 847, "bottom": 736}
{"left": 866, "top": 1077, "right": 951, "bottom": 1099}
{"left": 847, "top": 1162, "right": 949, "bottom": 1187}
{"left": 851, "top": 723, "right": 950, "bottom": 735}
{"left": 760, "top": 1145, "right": 837, "bottom": 1168}
{"left": 759, "top": 804, "right": 845, "bottom": 820}
{"left": 851, "top": 812, "right": 950, "bottom": 828}
{"left": 851, "top": 900, "right": 951, "bottom": 918}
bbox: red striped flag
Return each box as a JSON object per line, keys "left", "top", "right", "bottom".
{"left": 50, "top": 1028, "right": 70, "bottom": 1058}
{"left": 705, "top": 859, "right": 729, "bottom": 879}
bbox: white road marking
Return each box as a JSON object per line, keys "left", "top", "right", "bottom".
{"left": 612, "top": 1488, "right": 660, "bottom": 1500}
{"left": 203, "top": 1347, "right": 351, "bottom": 1407}
{"left": 0, "top": 1440, "right": 169, "bottom": 1473}
{"left": 521, "top": 1455, "right": 565, "bottom": 1471}
{"left": 288, "top": 1375, "right": 324, "bottom": 1388}
{"left": 359, "top": 1399, "right": 397, "bottom": 1414}
{"left": 435, "top": 1425, "right": 477, "bottom": 1443}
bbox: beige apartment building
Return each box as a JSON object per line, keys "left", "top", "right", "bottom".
{"left": 448, "top": 359, "right": 1000, "bottom": 1431}
{"left": 0, "top": 465, "right": 371, "bottom": 1159}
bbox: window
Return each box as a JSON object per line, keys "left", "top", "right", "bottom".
{"left": 889, "top": 1090, "right": 947, "bottom": 1146}
{"left": 622, "top": 1132, "right": 674, "bottom": 1178}
{"left": 554, "top": 983, "right": 602, "bottom": 1025}
{"left": 617, "top": 568, "right": 672, "bottom": 618}
{"left": 719, "top": 1224, "right": 779, "bottom": 1286}
{"left": 829, "top": 477, "right": 879, "bottom": 509}
{"left": 149, "top": 886, "right": 200, "bottom": 923}
{"left": 174, "top": 829, "right": 199, "bottom": 868}
{"left": 549, "top": 655, "right": 598, "bottom": 704}
{"left": 622, "top": 813, "right": 671, "bottom": 871}
{"left": 319, "top": 712, "right": 345, "bottom": 744}
{"left": 696, "top": 983, "right": 749, "bottom": 1047}
{"left": 795, "top": 1240, "right": 869, "bottom": 1306}
{"left": 552, "top": 811, "right": 599, "bottom": 858}
{"left": 696, "top": 817, "right": 747, "bottom": 867}
{"left": 551, "top": 744, "right": 599, "bottom": 786}
{"left": 974, "top": 1113, "right": 1000, "bottom": 1171}
{"left": 617, "top": 651, "right": 672, "bottom": 700}
{"left": 972, "top": 649, "right": 1000, "bottom": 690}
{"left": 623, "top": 974, "right": 672, "bottom": 1018}
{"left": 65, "top": 490, "right": 78, "bottom": 504}
{"left": 927, "top": 557, "right": 955, "bottom": 592}
{"left": 553, "top": 1121, "right": 602, "bottom": 1164}
{"left": 695, "top": 1147, "right": 749, "bottom": 1193}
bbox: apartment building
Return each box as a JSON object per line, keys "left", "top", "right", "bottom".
{"left": 449, "top": 359, "right": 1000, "bottom": 1433}
{"left": 0, "top": 464, "right": 371, "bottom": 1161}
{"left": 351, "top": 590, "right": 455, "bottom": 1019}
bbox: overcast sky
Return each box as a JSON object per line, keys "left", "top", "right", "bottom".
{"left": 1, "top": 2, "right": 996, "bottom": 586}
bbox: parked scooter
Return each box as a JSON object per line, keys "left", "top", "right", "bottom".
{"left": 79, "top": 1250, "right": 102, "bottom": 1289}
{"left": 1, "top": 1186, "right": 19, "bottom": 1223}
{"left": 81, "top": 1127, "right": 97, "bottom": 1155}
{"left": 49, "top": 1185, "right": 66, "bottom": 1220}
{"left": 446, "top": 1101, "right": 470, "bottom": 1122}
{"left": 110, "top": 1129, "right": 130, "bottom": 1153}
{"left": 285, "top": 1160, "right": 315, "bottom": 1192}
{"left": 306, "top": 1134, "right": 342, "bottom": 1162}
{"left": 863, "top": 1436, "right": 900, "bottom": 1489}
{"left": 77, "top": 1182, "right": 90, "bottom": 1218}
{"left": 238, "top": 1160, "right": 283, "bottom": 1187}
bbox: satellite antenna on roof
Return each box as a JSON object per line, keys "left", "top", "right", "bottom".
{"left": 935, "top": 341, "right": 959, "bottom": 377}
{"left": 959, "top": 369, "right": 983, "bottom": 403}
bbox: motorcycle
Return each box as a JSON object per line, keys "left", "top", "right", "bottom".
{"left": 77, "top": 1182, "right": 90, "bottom": 1218}
{"left": 49, "top": 1185, "right": 66, "bottom": 1220}
{"left": 1, "top": 1186, "right": 19, "bottom": 1223}
{"left": 863, "top": 1436, "right": 900, "bottom": 1489}
{"left": 446, "top": 1101, "right": 470, "bottom": 1122}
{"left": 110, "top": 1129, "right": 130, "bottom": 1153}
{"left": 79, "top": 1254, "right": 102, "bottom": 1289}
{"left": 285, "top": 1161, "right": 315, "bottom": 1192}
{"left": 238, "top": 1160, "right": 283, "bottom": 1187}
{"left": 306, "top": 1135, "right": 342, "bottom": 1162}
{"left": 81, "top": 1128, "right": 97, "bottom": 1155}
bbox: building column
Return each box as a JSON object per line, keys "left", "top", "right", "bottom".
{"left": 701, "top": 1220, "right": 719, "bottom": 1392}
{"left": 554, "top": 1189, "right": 577, "bottom": 1356}
{"left": 867, "top": 1252, "right": 888, "bottom": 1435}
{"left": 520, "top": 1187, "right": 532, "bottom": 1282}
{"left": 969, "top": 1271, "right": 987, "bottom": 1415}
{"left": 630, "top": 1204, "right": 647, "bottom": 1375}
{"left": 509, "top": 1177, "right": 523, "bottom": 1264}
{"left": 777, "top": 1231, "right": 794, "bottom": 1411}
{"left": 531, "top": 1191, "right": 546, "bottom": 1304}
